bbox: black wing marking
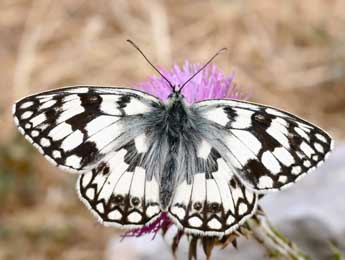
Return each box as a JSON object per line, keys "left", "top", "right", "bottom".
{"left": 192, "top": 99, "right": 333, "bottom": 192}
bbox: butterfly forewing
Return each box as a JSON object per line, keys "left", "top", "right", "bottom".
{"left": 13, "top": 86, "right": 162, "bottom": 173}
{"left": 192, "top": 99, "right": 333, "bottom": 192}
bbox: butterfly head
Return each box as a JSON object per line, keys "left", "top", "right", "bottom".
{"left": 168, "top": 86, "right": 184, "bottom": 101}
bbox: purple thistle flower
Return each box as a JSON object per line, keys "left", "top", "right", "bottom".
{"left": 135, "top": 61, "right": 248, "bottom": 103}
{"left": 122, "top": 61, "right": 249, "bottom": 242}
{"left": 120, "top": 212, "right": 173, "bottom": 240}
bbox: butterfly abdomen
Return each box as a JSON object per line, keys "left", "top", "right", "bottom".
{"left": 159, "top": 153, "right": 177, "bottom": 210}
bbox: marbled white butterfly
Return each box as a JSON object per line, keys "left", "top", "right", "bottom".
{"left": 13, "top": 41, "right": 333, "bottom": 236}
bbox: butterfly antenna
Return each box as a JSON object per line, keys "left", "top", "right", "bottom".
{"left": 179, "top": 48, "right": 227, "bottom": 91}
{"left": 127, "top": 39, "right": 174, "bottom": 90}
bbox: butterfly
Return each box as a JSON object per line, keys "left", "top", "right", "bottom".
{"left": 12, "top": 42, "right": 333, "bottom": 237}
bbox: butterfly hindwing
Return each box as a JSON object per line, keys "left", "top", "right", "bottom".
{"left": 13, "top": 86, "right": 162, "bottom": 173}
{"left": 192, "top": 99, "right": 333, "bottom": 192}
{"left": 77, "top": 138, "right": 161, "bottom": 227}
{"left": 168, "top": 143, "right": 258, "bottom": 236}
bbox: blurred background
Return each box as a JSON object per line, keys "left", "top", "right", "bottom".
{"left": 0, "top": 0, "right": 344, "bottom": 259}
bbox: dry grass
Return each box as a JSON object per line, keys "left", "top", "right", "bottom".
{"left": 0, "top": 0, "right": 344, "bottom": 259}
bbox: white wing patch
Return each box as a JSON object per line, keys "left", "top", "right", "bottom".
{"left": 202, "top": 107, "right": 229, "bottom": 126}
{"left": 197, "top": 140, "right": 212, "bottom": 159}
{"left": 134, "top": 134, "right": 149, "bottom": 153}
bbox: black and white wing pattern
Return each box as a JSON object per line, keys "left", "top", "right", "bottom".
{"left": 13, "top": 85, "right": 334, "bottom": 236}
{"left": 13, "top": 86, "right": 161, "bottom": 173}
{"left": 168, "top": 142, "right": 258, "bottom": 236}
{"left": 192, "top": 99, "right": 334, "bottom": 192}
{"left": 78, "top": 139, "right": 161, "bottom": 228}
{"left": 13, "top": 86, "right": 162, "bottom": 227}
